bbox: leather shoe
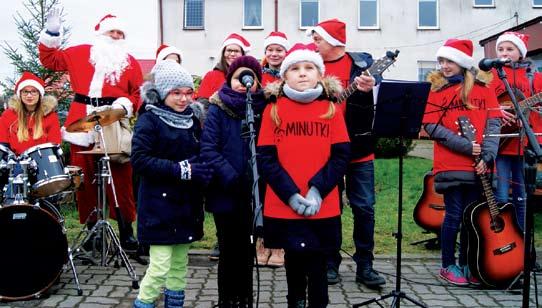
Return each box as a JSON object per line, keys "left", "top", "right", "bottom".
{"left": 356, "top": 267, "right": 386, "bottom": 289}
{"left": 327, "top": 266, "right": 340, "bottom": 285}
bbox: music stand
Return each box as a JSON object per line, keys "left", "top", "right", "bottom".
{"left": 354, "top": 79, "right": 430, "bottom": 308}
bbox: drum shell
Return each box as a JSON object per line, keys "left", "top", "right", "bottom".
{"left": 22, "top": 143, "right": 71, "bottom": 197}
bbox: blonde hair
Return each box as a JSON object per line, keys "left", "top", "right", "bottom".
{"left": 460, "top": 68, "right": 476, "bottom": 110}
{"left": 14, "top": 95, "right": 45, "bottom": 142}
{"left": 270, "top": 80, "right": 336, "bottom": 127}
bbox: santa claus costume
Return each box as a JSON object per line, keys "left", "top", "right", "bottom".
{"left": 38, "top": 13, "right": 142, "bottom": 250}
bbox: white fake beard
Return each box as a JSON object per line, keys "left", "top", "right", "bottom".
{"left": 89, "top": 35, "right": 129, "bottom": 86}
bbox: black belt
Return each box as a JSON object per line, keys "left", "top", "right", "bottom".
{"left": 74, "top": 93, "right": 117, "bottom": 107}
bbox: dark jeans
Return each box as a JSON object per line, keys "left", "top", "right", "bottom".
{"left": 285, "top": 249, "right": 328, "bottom": 307}
{"left": 441, "top": 185, "right": 480, "bottom": 268}
{"left": 328, "top": 160, "right": 376, "bottom": 272}
{"left": 214, "top": 207, "right": 254, "bottom": 306}
{"left": 495, "top": 155, "right": 526, "bottom": 230}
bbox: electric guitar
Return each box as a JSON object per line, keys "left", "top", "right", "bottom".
{"left": 337, "top": 50, "right": 399, "bottom": 103}
{"left": 413, "top": 170, "right": 445, "bottom": 234}
{"left": 457, "top": 116, "right": 524, "bottom": 288}
{"left": 499, "top": 91, "right": 542, "bottom": 136}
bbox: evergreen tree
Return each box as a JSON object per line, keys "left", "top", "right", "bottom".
{"left": 1, "top": 0, "right": 71, "bottom": 122}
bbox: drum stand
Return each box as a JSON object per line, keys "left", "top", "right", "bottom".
{"left": 72, "top": 123, "right": 139, "bottom": 289}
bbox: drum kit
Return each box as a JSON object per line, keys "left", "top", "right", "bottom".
{"left": 0, "top": 109, "right": 138, "bottom": 301}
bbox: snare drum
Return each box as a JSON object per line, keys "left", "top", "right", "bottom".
{"left": 66, "top": 165, "right": 84, "bottom": 191}
{"left": 22, "top": 143, "right": 71, "bottom": 197}
{"left": 0, "top": 201, "right": 67, "bottom": 300}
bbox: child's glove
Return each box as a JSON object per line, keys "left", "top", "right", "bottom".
{"left": 303, "top": 186, "right": 322, "bottom": 217}
{"left": 288, "top": 193, "right": 311, "bottom": 216}
{"left": 179, "top": 156, "right": 213, "bottom": 186}
{"left": 45, "top": 8, "right": 62, "bottom": 34}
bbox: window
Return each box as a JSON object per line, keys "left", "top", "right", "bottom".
{"left": 244, "top": 0, "right": 262, "bottom": 28}
{"left": 534, "top": 0, "right": 542, "bottom": 7}
{"left": 418, "top": 0, "right": 438, "bottom": 29}
{"left": 359, "top": 0, "right": 379, "bottom": 29}
{"left": 473, "top": 0, "right": 494, "bottom": 7}
{"left": 184, "top": 0, "right": 204, "bottom": 29}
{"left": 300, "top": 0, "right": 319, "bottom": 29}
{"left": 418, "top": 61, "right": 437, "bottom": 81}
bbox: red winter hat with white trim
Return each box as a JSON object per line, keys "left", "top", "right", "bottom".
{"left": 496, "top": 31, "right": 530, "bottom": 58}
{"left": 156, "top": 44, "right": 183, "bottom": 63}
{"left": 222, "top": 33, "right": 251, "bottom": 53}
{"left": 95, "top": 14, "right": 126, "bottom": 37}
{"left": 436, "top": 39, "right": 474, "bottom": 69}
{"left": 264, "top": 31, "right": 290, "bottom": 50}
{"left": 308, "top": 18, "right": 346, "bottom": 47}
{"left": 15, "top": 72, "right": 45, "bottom": 97}
{"left": 280, "top": 43, "right": 325, "bottom": 79}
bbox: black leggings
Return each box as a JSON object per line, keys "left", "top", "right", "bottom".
{"left": 285, "top": 249, "right": 328, "bottom": 307}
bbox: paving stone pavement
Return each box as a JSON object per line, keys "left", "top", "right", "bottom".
{"left": 0, "top": 251, "right": 540, "bottom": 308}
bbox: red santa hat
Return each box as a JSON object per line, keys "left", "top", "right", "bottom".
{"left": 94, "top": 14, "right": 126, "bottom": 37}
{"left": 280, "top": 43, "right": 325, "bottom": 79}
{"left": 307, "top": 18, "right": 346, "bottom": 47}
{"left": 436, "top": 39, "right": 474, "bottom": 69}
{"left": 156, "top": 44, "right": 183, "bottom": 63}
{"left": 15, "top": 72, "right": 45, "bottom": 97}
{"left": 264, "top": 31, "right": 290, "bottom": 50}
{"left": 496, "top": 31, "right": 529, "bottom": 58}
{"left": 222, "top": 33, "right": 251, "bottom": 53}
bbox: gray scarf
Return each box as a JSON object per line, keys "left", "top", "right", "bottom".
{"left": 145, "top": 104, "right": 194, "bottom": 129}
{"left": 283, "top": 83, "right": 323, "bottom": 103}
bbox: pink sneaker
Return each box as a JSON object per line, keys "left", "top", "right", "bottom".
{"left": 462, "top": 266, "right": 481, "bottom": 286}
{"left": 439, "top": 265, "right": 469, "bottom": 286}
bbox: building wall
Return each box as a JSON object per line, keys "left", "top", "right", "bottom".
{"left": 162, "top": 0, "right": 542, "bottom": 80}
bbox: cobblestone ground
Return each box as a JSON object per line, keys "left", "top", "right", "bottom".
{"left": 0, "top": 252, "right": 540, "bottom": 307}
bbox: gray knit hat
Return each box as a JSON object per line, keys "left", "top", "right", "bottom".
{"left": 151, "top": 60, "right": 194, "bottom": 100}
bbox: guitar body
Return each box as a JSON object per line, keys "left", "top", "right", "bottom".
{"left": 463, "top": 200, "right": 524, "bottom": 288}
{"left": 413, "top": 171, "right": 445, "bottom": 234}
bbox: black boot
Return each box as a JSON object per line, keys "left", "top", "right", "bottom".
{"left": 287, "top": 299, "right": 306, "bottom": 308}
{"left": 356, "top": 266, "right": 386, "bottom": 289}
{"left": 118, "top": 221, "right": 139, "bottom": 252}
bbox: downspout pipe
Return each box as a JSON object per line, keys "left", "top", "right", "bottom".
{"left": 159, "top": 0, "right": 164, "bottom": 44}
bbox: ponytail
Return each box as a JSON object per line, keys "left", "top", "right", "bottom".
{"left": 461, "top": 69, "right": 476, "bottom": 110}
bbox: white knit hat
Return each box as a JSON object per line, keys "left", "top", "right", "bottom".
{"left": 279, "top": 43, "right": 325, "bottom": 79}
{"left": 151, "top": 61, "right": 194, "bottom": 100}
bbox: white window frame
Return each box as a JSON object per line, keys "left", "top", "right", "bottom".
{"left": 534, "top": 0, "right": 542, "bottom": 8}
{"left": 183, "top": 0, "right": 204, "bottom": 30}
{"left": 418, "top": 61, "right": 437, "bottom": 81}
{"left": 243, "top": 0, "right": 263, "bottom": 29}
{"left": 418, "top": 0, "right": 439, "bottom": 30}
{"left": 358, "top": 0, "right": 380, "bottom": 29}
{"left": 299, "top": 0, "right": 320, "bottom": 30}
{"left": 473, "top": 0, "right": 495, "bottom": 7}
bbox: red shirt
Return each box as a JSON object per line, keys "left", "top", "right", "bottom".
{"left": 196, "top": 69, "right": 226, "bottom": 99}
{"left": 324, "top": 55, "right": 374, "bottom": 163}
{"left": 489, "top": 66, "right": 542, "bottom": 155}
{"left": 0, "top": 109, "right": 61, "bottom": 155}
{"left": 262, "top": 71, "right": 280, "bottom": 87}
{"left": 258, "top": 97, "right": 350, "bottom": 219}
{"left": 423, "top": 80, "right": 501, "bottom": 174}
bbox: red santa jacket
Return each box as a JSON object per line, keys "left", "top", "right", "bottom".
{"left": 38, "top": 31, "right": 143, "bottom": 146}
{"left": 489, "top": 65, "right": 542, "bottom": 155}
{"left": 0, "top": 95, "right": 61, "bottom": 155}
{"left": 196, "top": 69, "right": 226, "bottom": 99}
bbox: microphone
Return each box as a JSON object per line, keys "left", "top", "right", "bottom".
{"left": 238, "top": 69, "right": 255, "bottom": 88}
{"left": 478, "top": 58, "right": 511, "bottom": 72}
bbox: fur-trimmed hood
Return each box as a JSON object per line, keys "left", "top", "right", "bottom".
{"left": 263, "top": 76, "right": 343, "bottom": 102}
{"left": 140, "top": 80, "right": 206, "bottom": 122}
{"left": 426, "top": 69, "right": 493, "bottom": 92}
{"left": 8, "top": 94, "right": 57, "bottom": 115}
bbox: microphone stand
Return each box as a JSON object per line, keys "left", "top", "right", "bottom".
{"left": 495, "top": 66, "right": 542, "bottom": 308}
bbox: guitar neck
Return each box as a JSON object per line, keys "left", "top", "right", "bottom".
{"left": 338, "top": 83, "right": 359, "bottom": 102}
{"left": 522, "top": 92, "right": 542, "bottom": 109}
{"left": 478, "top": 168, "right": 500, "bottom": 219}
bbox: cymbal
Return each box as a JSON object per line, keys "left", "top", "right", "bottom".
{"left": 77, "top": 149, "right": 123, "bottom": 155}
{"left": 66, "top": 109, "right": 126, "bottom": 133}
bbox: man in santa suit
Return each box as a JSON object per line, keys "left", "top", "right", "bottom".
{"left": 38, "top": 8, "right": 142, "bottom": 251}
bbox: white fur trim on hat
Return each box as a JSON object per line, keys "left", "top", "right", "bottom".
{"left": 280, "top": 49, "right": 325, "bottom": 79}
{"left": 156, "top": 46, "right": 182, "bottom": 63}
{"left": 496, "top": 33, "right": 527, "bottom": 58}
{"left": 436, "top": 46, "right": 474, "bottom": 69}
{"left": 17, "top": 80, "right": 45, "bottom": 97}
{"left": 96, "top": 16, "right": 126, "bottom": 37}
{"left": 264, "top": 36, "right": 290, "bottom": 51}
{"left": 38, "top": 29, "right": 62, "bottom": 49}
{"left": 307, "top": 26, "right": 345, "bottom": 47}
{"left": 223, "top": 38, "right": 251, "bottom": 53}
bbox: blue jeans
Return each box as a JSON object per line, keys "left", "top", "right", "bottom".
{"left": 441, "top": 185, "right": 480, "bottom": 268}
{"left": 328, "top": 160, "right": 376, "bottom": 271}
{"left": 495, "top": 155, "right": 526, "bottom": 230}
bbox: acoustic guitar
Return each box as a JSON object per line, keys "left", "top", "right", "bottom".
{"left": 413, "top": 170, "right": 445, "bottom": 234}
{"left": 457, "top": 116, "right": 524, "bottom": 288}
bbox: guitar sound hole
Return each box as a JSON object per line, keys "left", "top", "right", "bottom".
{"left": 490, "top": 216, "right": 504, "bottom": 233}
